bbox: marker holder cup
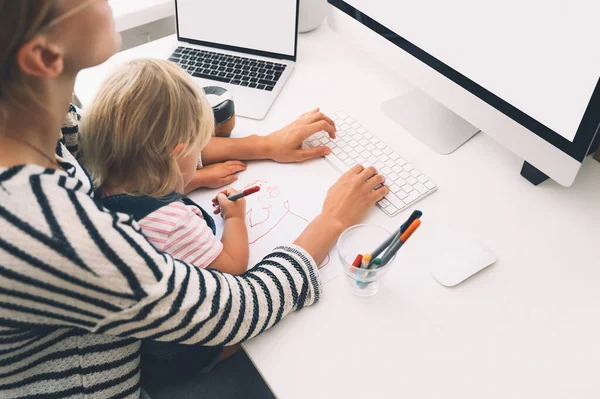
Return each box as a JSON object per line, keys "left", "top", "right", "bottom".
{"left": 336, "top": 224, "right": 397, "bottom": 297}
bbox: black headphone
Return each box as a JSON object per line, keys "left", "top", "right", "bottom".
{"left": 203, "top": 86, "right": 235, "bottom": 125}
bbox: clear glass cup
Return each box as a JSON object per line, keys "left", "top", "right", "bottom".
{"left": 336, "top": 224, "right": 397, "bottom": 297}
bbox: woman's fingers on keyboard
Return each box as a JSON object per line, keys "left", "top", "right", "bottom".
{"left": 358, "top": 166, "right": 377, "bottom": 180}
{"left": 366, "top": 173, "right": 386, "bottom": 190}
{"left": 371, "top": 184, "right": 390, "bottom": 202}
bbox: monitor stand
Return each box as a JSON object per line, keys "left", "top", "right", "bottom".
{"left": 381, "top": 89, "right": 480, "bottom": 154}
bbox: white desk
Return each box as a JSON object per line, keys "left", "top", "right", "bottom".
{"left": 108, "top": 0, "right": 173, "bottom": 32}
{"left": 75, "top": 24, "right": 600, "bottom": 399}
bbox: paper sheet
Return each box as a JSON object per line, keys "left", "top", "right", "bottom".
{"left": 187, "top": 161, "right": 342, "bottom": 283}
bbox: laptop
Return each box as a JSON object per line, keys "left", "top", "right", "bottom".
{"left": 169, "top": 0, "right": 300, "bottom": 120}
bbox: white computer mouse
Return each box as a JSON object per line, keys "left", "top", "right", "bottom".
{"left": 430, "top": 236, "right": 497, "bottom": 287}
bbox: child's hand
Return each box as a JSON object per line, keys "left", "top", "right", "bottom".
{"left": 196, "top": 161, "right": 247, "bottom": 189}
{"left": 212, "top": 188, "right": 246, "bottom": 220}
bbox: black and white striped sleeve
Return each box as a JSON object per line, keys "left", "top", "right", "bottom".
{"left": 2, "top": 177, "right": 322, "bottom": 346}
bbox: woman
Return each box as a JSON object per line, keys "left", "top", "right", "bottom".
{"left": 0, "top": 1, "right": 389, "bottom": 398}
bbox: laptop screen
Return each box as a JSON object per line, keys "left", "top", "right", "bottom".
{"left": 175, "top": 0, "right": 298, "bottom": 60}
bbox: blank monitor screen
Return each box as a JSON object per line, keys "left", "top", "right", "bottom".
{"left": 343, "top": 0, "right": 599, "bottom": 142}
{"left": 176, "top": 0, "right": 298, "bottom": 58}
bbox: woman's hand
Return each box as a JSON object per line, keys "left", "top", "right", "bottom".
{"left": 264, "top": 108, "right": 337, "bottom": 163}
{"left": 212, "top": 188, "right": 247, "bottom": 220}
{"left": 293, "top": 165, "right": 389, "bottom": 265}
{"left": 322, "top": 165, "right": 389, "bottom": 230}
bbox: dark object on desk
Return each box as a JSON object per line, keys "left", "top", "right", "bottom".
{"left": 204, "top": 86, "right": 236, "bottom": 137}
{"left": 522, "top": 131, "right": 600, "bottom": 185}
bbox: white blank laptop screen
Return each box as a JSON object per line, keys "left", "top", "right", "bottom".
{"left": 346, "top": 0, "right": 600, "bottom": 142}
{"left": 176, "top": 0, "right": 297, "bottom": 58}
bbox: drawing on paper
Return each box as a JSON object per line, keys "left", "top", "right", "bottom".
{"left": 243, "top": 180, "right": 330, "bottom": 269}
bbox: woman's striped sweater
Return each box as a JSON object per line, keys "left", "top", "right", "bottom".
{"left": 0, "top": 111, "right": 322, "bottom": 398}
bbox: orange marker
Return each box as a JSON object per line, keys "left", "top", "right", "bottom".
{"left": 378, "top": 219, "right": 421, "bottom": 266}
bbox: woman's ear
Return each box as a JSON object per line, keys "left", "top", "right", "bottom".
{"left": 17, "top": 36, "right": 64, "bottom": 79}
{"left": 173, "top": 143, "right": 186, "bottom": 156}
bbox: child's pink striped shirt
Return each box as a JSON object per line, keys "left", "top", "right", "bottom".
{"left": 137, "top": 201, "right": 222, "bottom": 269}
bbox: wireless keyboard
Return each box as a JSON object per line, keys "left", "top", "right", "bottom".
{"left": 306, "top": 110, "right": 437, "bottom": 217}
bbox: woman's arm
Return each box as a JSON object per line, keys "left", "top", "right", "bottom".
{"left": 201, "top": 108, "right": 336, "bottom": 165}
{"left": 0, "top": 175, "right": 319, "bottom": 346}
{"left": 0, "top": 163, "right": 385, "bottom": 348}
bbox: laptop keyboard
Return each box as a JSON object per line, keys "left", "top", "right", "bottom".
{"left": 168, "top": 46, "right": 287, "bottom": 91}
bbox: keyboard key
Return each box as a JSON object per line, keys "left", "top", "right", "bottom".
{"left": 348, "top": 150, "right": 359, "bottom": 158}
{"left": 192, "top": 71, "right": 231, "bottom": 83}
{"left": 369, "top": 136, "right": 379, "bottom": 144}
{"left": 325, "top": 153, "right": 350, "bottom": 172}
{"left": 259, "top": 79, "right": 277, "bottom": 86}
{"left": 397, "top": 190, "right": 408, "bottom": 200}
{"left": 406, "top": 177, "right": 418, "bottom": 185}
{"left": 358, "top": 127, "right": 367, "bottom": 134}
{"left": 400, "top": 171, "right": 410, "bottom": 179}
{"left": 392, "top": 165, "right": 403, "bottom": 174}
{"left": 397, "top": 158, "right": 407, "bottom": 166}
{"left": 403, "top": 163, "right": 414, "bottom": 172}
{"left": 381, "top": 167, "right": 392, "bottom": 175}
{"left": 425, "top": 181, "right": 437, "bottom": 190}
{"left": 385, "top": 160, "right": 396, "bottom": 168}
{"left": 376, "top": 142, "right": 387, "bottom": 150}
{"left": 265, "top": 85, "right": 275, "bottom": 91}
{"left": 338, "top": 152, "right": 348, "bottom": 160}
{"left": 379, "top": 154, "right": 390, "bottom": 162}
{"left": 390, "top": 184, "right": 400, "bottom": 193}
{"left": 418, "top": 175, "right": 428, "bottom": 183}
{"left": 374, "top": 161, "right": 385, "bottom": 170}
{"left": 410, "top": 169, "right": 421, "bottom": 178}
{"left": 403, "top": 191, "right": 421, "bottom": 205}
{"left": 372, "top": 149, "right": 382, "bottom": 157}
{"left": 359, "top": 139, "right": 369, "bottom": 146}
{"left": 340, "top": 124, "right": 350, "bottom": 131}
{"left": 396, "top": 178, "right": 406, "bottom": 187}
{"left": 414, "top": 183, "right": 428, "bottom": 194}
{"left": 332, "top": 147, "right": 342, "bottom": 155}
{"left": 257, "top": 84, "right": 266, "bottom": 90}
{"left": 348, "top": 140, "right": 358, "bottom": 148}
{"left": 385, "top": 204, "right": 399, "bottom": 214}
{"left": 355, "top": 145, "right": 365, "bottom": 153}
{"left": 383, "top": 147, "right": 394, "bottom": 155}
{"left": 378, "top": 198, "right": 391, "bottom": 207}
{"left": 355, "top": 156, "right": 366, "bottom": 164}
{"left": 388, "top": 173, "right": 399, "bottom": 181}
{"left": 402, "top": 185, "right": 414, "bottom": 193}
{"left": 368, "top": 156, "right": 378, "bottom": 164}
{"left": 385, "top": 193, "right": 406, "bottom": 210}
{"left": 366, "top": 143, "right": 376, "bottom": 151}
{"left": 351, "top": 122, "right": 361, "bottom": 129}
{"left": 344, "top": 157, "right": 355, "bottom": 166}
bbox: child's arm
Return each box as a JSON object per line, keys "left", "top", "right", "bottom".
{"left": 207, "top": 188, "right": 249, "bottom": 275}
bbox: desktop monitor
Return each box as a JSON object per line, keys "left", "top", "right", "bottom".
{"left": 328, "top": 0, "right": 600, "bottom": 186}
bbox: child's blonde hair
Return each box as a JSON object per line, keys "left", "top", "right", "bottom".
{"left": 81, "top": 58, "right": 214, "bottom": 197}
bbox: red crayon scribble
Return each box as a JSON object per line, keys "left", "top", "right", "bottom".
{"left": 242, "top": 180, "right": 330, "bottom": 269}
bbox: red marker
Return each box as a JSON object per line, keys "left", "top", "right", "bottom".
{"left": 227, "top": 185, "right": 260, "bottom": 201}
{"left": 351, "top": 254, "right": 363, "bottom": 268}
